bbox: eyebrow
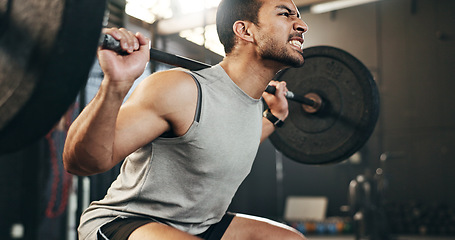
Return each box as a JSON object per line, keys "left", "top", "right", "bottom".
{"left": 276, "top": 5, "right": 301, "bottom": 18}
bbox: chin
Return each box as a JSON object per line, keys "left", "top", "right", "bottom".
{"left": 262, "top": 50, "right": 304, "bottom": 68}
{"left": 288, "top": 57, "right": 305, "bottom": 68}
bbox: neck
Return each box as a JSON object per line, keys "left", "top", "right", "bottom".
{"left": 219, "top": 52, "right": 286, "bottom": 99}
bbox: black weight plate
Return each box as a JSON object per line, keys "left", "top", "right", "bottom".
{"left": 270, "top": 46, "right": 380, "bottom": 164}
{"left": 0, "top": 0, "right": 107, "bottom": 154}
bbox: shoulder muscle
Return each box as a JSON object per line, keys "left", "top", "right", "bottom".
{"left": 122, "top": 69, "right": 198, "bottom": 136}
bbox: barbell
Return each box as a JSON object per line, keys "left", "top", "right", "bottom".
{"left": 102, "top": 34, "right": 321, "bottom": 109}
{"left": 0, "top": 0, "right": 380, "bottom": 165}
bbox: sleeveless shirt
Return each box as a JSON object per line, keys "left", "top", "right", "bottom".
{"left": 78, "top": 65, "right": 263, "bottom": 239}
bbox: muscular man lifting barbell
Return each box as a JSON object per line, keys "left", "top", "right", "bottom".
{"left": 63, "top": 0, "right": 308, "bottom": 239}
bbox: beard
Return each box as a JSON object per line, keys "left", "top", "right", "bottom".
{"left": 258, "top": 35, "right": 305, "bottom": 68}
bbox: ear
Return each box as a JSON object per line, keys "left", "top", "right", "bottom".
{"left": 233, "top": 21, "right": 254, "bottom": 43}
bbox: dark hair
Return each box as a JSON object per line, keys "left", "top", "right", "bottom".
{"left": 216, "top": 0, "right": 263, "bottom": 54}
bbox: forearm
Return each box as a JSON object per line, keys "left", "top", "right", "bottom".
{"left": 260, "top": 117, "right": 276, "bottom": 143}
{"left": 260, "top": 81, "right": 289, "bottom": 144}
{"left": 63, "top": 79, "right": 131, "bottom": 176}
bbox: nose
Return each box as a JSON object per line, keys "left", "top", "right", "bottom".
{"left": 295, "top": 18, "right": 309, "bottom": 35}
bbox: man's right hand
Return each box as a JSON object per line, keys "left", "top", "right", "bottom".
{"left": 99, "top": 28, "right": 151, "bottom": 89}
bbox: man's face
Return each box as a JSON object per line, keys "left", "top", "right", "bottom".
{"left": 254, "top": 0, "right": 308, "bottom": 68}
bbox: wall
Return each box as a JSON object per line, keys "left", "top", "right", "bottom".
{"left": 379, "top": 0, "right": 455, "bottom": 205}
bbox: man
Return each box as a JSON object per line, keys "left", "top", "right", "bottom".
{"left": 63, "top": 0, "right": 308, "bottom": 239}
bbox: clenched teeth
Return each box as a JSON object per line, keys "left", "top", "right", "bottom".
{"left": 289, "top": 40, "right": 303, "bottom": 50}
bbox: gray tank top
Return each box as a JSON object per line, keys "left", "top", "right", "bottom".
{"left": 78, "top": 65, "right": 263, "bottom": 239}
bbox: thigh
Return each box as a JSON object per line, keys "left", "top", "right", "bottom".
{"left": 128, "top": 222, "right": 202, "bottom": 240}
{"left": 221, "top": 214, "right": 306, "bottom": 240}
{"left": 197, "top": 212, "right": 235, "bottom": 240}
{"left": 97, "top": 217, "right": 155, "bottom": 240}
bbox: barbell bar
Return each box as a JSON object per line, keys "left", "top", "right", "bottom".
{"left": 101, "top": 34, "right": 321, "bottom": 111}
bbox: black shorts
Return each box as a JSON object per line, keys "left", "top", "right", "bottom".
{"left": 97, "top": 213, "right": 235, "bottom": 240}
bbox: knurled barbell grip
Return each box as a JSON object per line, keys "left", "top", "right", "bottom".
{"left": 264, "top": 85, "right": 316, "bottom": 107}
{"left": 101, "top": 34, "right": 123, "bottom": 52}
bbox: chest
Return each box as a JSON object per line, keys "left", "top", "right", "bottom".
{"left": 184, "top": 85, "right": 263, "bottom": 175}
